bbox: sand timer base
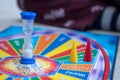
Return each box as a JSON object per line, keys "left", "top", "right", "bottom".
{"left": 20, "top": 56, "right": 35, "bottom": 64}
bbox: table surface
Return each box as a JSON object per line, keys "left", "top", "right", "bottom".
{"left": 0, "top": 0, "right": 120, "bottom": 80}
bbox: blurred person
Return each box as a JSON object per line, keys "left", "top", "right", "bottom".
{"left": 17, "top": 0, "right": 120, "bottom": 31}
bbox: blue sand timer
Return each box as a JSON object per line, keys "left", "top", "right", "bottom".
{"left": 20, "top": 11, "right": 36, "bottom": 64}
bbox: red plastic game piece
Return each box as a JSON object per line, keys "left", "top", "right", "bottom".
{"left": 84, "top": 39, "right": 92, "bottom": 62}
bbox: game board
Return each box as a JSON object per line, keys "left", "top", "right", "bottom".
{"left": 0, "top": 26, "right": 118, "bottom": 80}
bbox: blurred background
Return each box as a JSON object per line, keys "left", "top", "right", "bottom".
{"left": 0, "top": 0, "right": 21, "bottom": 30}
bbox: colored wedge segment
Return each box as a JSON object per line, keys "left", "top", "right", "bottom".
{"left": 6, "top": 77, "right": 13, "bottom": 80}
{"left": 41, "top": 76, "right": 52, "bottom": 80}
{"left": 32, "top": 36, "right": 39, "bottom": 50}
{"left": 31, "top": 77, "right": 40, "bottom": 80}
{"left": 13, "top": 78, "right": 23, "bottom": 80}
{"left": 0, "top": 41, "right": 18, "bottom": 56}
{"left": 8, "top": 38, "right": 24, "bottom": 55}
{"left": 49, "top": 73, "right": 80, "bottom": 80}
{"left": 34, "top": 34, "right": 58, "bottom": 54}
{"left": 45, "top": 39, "right": 81, "bottom": 57}
{"left": 0, "top": 49, "right": 10, "bottom": 58}
{"left": 23, "top": 77, "right": 29, "bottom": 80}
{"left": 41, "top": 34, "right": 71, "bottom": 55}
{"left": 0, "top": 74, "right": 8, "bottom": 80}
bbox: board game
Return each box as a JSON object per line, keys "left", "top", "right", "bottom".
{"left": 0, "top": 11, "right": 118, "bottom": 80}
{"left": 0, "top": 26, "right": 118, "bottom": 80}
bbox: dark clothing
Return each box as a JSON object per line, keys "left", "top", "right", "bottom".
{"left": 17, "top": 0, "right": 120, "bottom": 31}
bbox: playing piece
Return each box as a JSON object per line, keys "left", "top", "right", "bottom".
{"left": 84, "top": 39, "right": 92, "bottom": 62}
{"left": 69, "top": 40, "right": 78, "bottom": 63}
